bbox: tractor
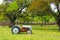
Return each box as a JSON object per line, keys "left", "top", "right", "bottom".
{"left": 11, "top": 25, "right": 32, "bottom": 34}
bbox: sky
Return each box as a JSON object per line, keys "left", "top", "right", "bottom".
{"left": 0, "top": 0, "right": 3, "bottom": 4}
{"left": 50, "top": 2, "right": 57, "bottom": 12}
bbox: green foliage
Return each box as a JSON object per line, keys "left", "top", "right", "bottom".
{"left": 28, "top": 0, "right": 59, "bottom": 17}
{"left": 42, "top": 15, "right": 52, "bottom": 22}
{"left": 0, "top": 13, "right": 4, "bottom": 21}
{"left": 7, "top": 1, "right": 19, "bottom": 12}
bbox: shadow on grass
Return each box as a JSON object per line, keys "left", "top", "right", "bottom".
{"left": 19, "top": 32, "right": 34, "bottom": 35}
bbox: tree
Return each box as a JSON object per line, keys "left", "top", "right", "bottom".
{"left": 5, "top": 1, "right": 19, "bottom": 27}
{"left": 28, "top": 0, "right": 60, "bottom": 31}
{"left": 0, "top": 1, "right": 20, "bottom": 27}
{"left": 0, "top": 0, "right": 32, "bottom": 27}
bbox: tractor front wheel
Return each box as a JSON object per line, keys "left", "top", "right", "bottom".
{"left": 27, "top": 30, "right": 32, "bottom": 34}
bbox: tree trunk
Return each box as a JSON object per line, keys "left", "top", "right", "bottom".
{"left": 9, "top": 20, "right": 15, "bottom": 27}
{"left": 57, "top": 14, "right": 60, "bottom": 31}
{"left": 56, "top": 3, "right": 60, "bottom": 31}
{"left": 6, "top": 13, "right": 17, "bottom": 27}
{"left": 57, "top": 18, "right": 60, "bottom": 31}
{"left": 56, "top": 6, "right": 60, "bottom": 31}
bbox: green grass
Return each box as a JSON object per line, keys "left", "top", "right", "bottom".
{"left": 0, "top": 25, "right": 60, "bottom": 40}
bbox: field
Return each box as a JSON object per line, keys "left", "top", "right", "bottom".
{"left": 0, "top": 25, "right": 60, "bottom": 40}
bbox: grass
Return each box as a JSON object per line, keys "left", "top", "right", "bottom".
{"left": 0, "top": 25, "right": 60, "bottom": 40}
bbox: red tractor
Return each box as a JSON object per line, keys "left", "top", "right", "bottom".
{"left": 11, "top": 25, "right": 32, "bottom": 34}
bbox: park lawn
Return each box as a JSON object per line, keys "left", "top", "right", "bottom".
{"left": 0, "top": 25, "right": 60, "bottom": 40}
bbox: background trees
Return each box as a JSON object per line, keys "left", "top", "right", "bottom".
{"left": 28, "top": 0, "right": 60, "bottom": 31}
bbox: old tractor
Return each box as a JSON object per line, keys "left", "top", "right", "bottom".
{"left": 11, "top": 25, "right": 32, "bottom": 34}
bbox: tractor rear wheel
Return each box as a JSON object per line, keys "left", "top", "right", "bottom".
{"left": 11, "top": 26, "right": 20, "bottom": 34}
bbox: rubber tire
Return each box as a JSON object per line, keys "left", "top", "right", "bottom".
{"left": 11, "top": 26, "right": 20, "bottom": 34}
{"left": 27, "top": 30, "right": 32, "bottom": 34}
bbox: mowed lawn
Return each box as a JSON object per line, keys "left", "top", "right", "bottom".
{"left": 0, "top": 25, "right": 60, "bottom": 40}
